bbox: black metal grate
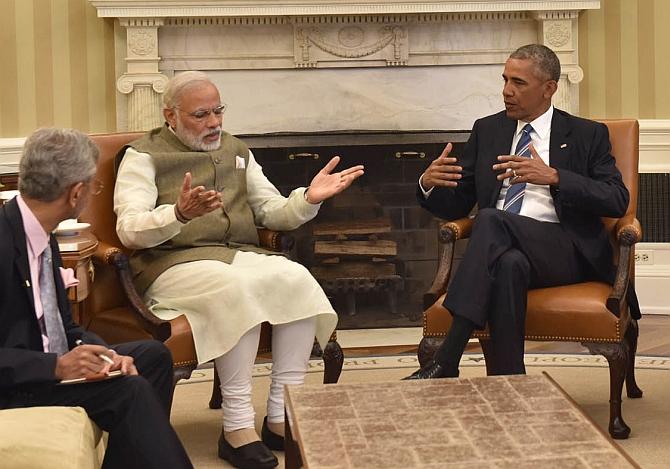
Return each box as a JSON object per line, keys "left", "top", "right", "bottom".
{"left": 637, "top": 173, "right": 670, "bottom": 242}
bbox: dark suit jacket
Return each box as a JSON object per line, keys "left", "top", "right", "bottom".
{"left": 0, "top": 198, "right": 107, "bottom": 403}
{"left": 419, "top": 108, "right": 641, "bottom": 318}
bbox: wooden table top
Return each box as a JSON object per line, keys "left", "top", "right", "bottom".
{"left": 285, "top": 373, "right": 637, "bottom": 468}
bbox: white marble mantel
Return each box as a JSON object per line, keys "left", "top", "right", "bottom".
{"left": 90, "top": 0, "right": 599, "bottom": 133}
{"left": 91, "top": 1, "right": 600, "bottom": 17}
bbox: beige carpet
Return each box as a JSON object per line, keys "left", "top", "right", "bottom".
{"left": 171, "top": 355, "right": 670, "bottom": 468}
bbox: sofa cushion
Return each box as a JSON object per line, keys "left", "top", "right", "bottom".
{"left": 0, "top": 406, "right": 104, "bottom": 469}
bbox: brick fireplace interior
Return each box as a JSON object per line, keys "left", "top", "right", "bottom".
{"left": 245, "top": 130, "right": 467, "bottom": 329}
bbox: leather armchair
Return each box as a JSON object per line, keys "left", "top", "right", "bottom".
{"left": 78, "top": 133, "right": 344, "bottom": 399}
{"left": 418, "top": 120, "right": 642, "bottom": 439}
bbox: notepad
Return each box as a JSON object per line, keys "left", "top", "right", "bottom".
{"left": 58, "top": 370, "right": 124, "bottom": 385}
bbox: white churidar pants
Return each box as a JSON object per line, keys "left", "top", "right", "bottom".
{"left": 214, "top": 317, "right": 317, "bottom": 431}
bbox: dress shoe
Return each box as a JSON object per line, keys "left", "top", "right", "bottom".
{"left": 218, "top": 430, "right": 278, "bottom": 469}
{"left": 261, "top": 416, "right": 285, "bottom": 451}
{"left": 403, "top": 359, "right": 457, "bottom": 380}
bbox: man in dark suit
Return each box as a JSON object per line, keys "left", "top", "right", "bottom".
{"left": 0, "top": 128, "right": 192, "bottom": 468}
{"left": 406, "top": 44, "right": 638, "bottom": 379}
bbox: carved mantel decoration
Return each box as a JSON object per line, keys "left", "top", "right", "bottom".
{"left": 89, "top": 1, "right": 600, "bottom": 133}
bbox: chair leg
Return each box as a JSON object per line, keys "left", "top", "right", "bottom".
{"left": 323, "top": 339, "right": 344, "bottom": 384}
{"left": 209, "top": 366, "right": 222, "bottom": 409}
{"left": 418, "top": 337, "right": 441, "bottom": 367}
{"left": 172, "top": 363, "right": 198, "bottom": 416}
{"left": 625, "top": 319, "right": 643, "bottom": 399}
{"left": 585, "top": 342, "right": 631, "bottom": 439}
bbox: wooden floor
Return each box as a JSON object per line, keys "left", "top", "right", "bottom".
{"left": 343, "top": 315, "right": 670, "bottom": 358}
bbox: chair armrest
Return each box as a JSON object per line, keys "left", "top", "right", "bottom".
{"left": 423, "top": 217, "right": 474, "bottom": 309}
{"left": 93, "top": 242, "right": 171, "bottom": 342}
{"left": 257, "top": 228, "right": 294, "bottom": 254}
{"left": 606, "top": 215, "right": 641, "bottom": 317}
{"left": 615, "top": 214, "right": 642, "bottom": 245}
{"left": 438, "top": 217, "right": 474, "bottom": 243}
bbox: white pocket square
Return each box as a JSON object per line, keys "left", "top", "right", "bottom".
{"left": 235, "top": 155, "right": 246, "bottom": 169}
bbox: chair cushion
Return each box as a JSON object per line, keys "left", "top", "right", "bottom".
{"left": 424, "top": 282, "right": 623, "bottom": 342}
{"left": 0, "top": 406, "right": 104, "bottom": 469}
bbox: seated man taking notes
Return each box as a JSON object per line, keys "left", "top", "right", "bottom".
{"left": 0, "top": 128, "right": 193, "bottom": 469}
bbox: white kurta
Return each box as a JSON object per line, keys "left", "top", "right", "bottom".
{"left": 114, "top": 147, "right": 338, "bottom": 364}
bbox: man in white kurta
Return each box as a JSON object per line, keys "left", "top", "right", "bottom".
{"left": 114, "top": 71, "right": 364, "bottom": 469}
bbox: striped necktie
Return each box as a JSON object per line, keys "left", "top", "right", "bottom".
{"left": 39, "top": 244, "right": 69, "bottom": 355}
{"left": 502, "top": 123, "right": 534, "bottom": 214}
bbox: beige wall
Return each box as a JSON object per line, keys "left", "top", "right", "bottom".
{"left": 0, "top": 0, "right": 116, "bottom": 138}
{"left": 579, "top": 0, "right": 670, "bottom": 119}
{"left": 1, "top": 0, "right": 669, "bottom": 138}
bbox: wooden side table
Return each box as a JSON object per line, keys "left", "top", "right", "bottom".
{"left": 57, "top": 231, "right": 98, "bottom": 324}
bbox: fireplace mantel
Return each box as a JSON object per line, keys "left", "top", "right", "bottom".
{"left": 91, "top": 1, "right": 599, "bottom": 17}
{"left": 90, "top": 0, "right": 599, "bottom": 133}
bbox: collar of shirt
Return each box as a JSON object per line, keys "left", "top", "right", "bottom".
{"left": 16, "top": 194, "right": 50, "bottom": 259}
{"left": 516, "top": 105, "right": 553, "bottom": 142}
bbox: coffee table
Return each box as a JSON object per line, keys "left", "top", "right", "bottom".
{"left": 284, "top": 373, "right": 637, "bottom": 468}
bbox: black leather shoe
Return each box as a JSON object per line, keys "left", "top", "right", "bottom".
{"left": 218, "top": 431, "right": 278, "bottom": 469}
{"left": 261, "top": 416, "right": 285, "bottom": 451}
{"left": 403, "top": 360, "right": 457, "bottom": 380}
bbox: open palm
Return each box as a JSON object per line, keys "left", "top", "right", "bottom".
{"left": 306, "top": 156, "right": 365, "bottom": 204}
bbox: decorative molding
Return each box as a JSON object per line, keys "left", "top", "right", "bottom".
{"left": 116, "top": 73, "right": 169, "bottom": 94}
{"left": 636, "top": 242, "right": 670, "bottom": 316}
{"left": 639, "top": 119, "right": 670, "bottom": 173}
{"left": 0, "top": 138, "right": 25, "bottom": 166}
{"left": 89, "top": 1, "right": 601, "bottom": 18}
{"left": 294, "top": 24, "right": 408, "bottom": 67}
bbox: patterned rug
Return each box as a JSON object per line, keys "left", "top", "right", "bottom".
{"left": 177, "top": 353, "right": 670, "bottom": 384}
{"left": 173, "top": 354, "right": 669, "bottom": 468}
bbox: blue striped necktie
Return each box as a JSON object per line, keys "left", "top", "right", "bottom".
{"left": 502, "top": 123, "right": 534, "bottom": 214}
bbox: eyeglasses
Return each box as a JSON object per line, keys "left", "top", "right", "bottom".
{"left": 89, "top": 179, "right": 104, "bottom": 196}
{"left": 175, "top": 104, "right": 227, "bottom": 121}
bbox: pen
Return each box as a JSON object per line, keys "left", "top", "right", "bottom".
{"left": 75, "top": 339, "right": 115, "bottom": 365}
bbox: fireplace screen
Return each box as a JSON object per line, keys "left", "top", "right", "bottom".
{"left": 247, "top": 131, "right": 468, "bottom": 329}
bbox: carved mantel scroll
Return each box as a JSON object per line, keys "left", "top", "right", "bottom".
{"left": 89, "top": 1, "right": 599, "bottom": 133}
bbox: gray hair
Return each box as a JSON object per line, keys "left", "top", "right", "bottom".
{"left": 19, "top": 128, "right": 99, "bottom": 202}
{"left": 163, "top": 71, "right": 215, "bottom": 109}
{"left": 509, "top": 44, "right": 561, "bottom": 82}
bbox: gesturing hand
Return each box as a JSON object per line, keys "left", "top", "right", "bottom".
{"left": 492, "top": 144, "right": 559, "bottom": 186}
{"left": 305, "top": 156, "right": 365, "bottom": 204}
{"left": 420, "top": 143, "right": 462, "bottom": 190}
{"left": 175, "top": 172, "right": 223, "bottom": 222}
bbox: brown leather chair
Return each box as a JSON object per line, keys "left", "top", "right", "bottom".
{"left": 78, "top": 133, "right": 344, "bottom": 400}
{"left": 418, "top": 120, "right": 642, "bottom": 440}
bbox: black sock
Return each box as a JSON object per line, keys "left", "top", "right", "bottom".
{"left": 433, "top": 315, "right": 476, "bottom": 374}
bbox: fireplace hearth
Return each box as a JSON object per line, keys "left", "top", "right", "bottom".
{"left": 245, "top": 130, "right": 468, "bottom": 329}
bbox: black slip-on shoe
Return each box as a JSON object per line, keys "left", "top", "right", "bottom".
{"left": 402, "top": 359, "right": 457, "bottom": 380}
{"left": 261, "top": 416, "right": 285, "bottom": 451}
{"left": 218, "top": 431, "right": 278, "bottom": 469}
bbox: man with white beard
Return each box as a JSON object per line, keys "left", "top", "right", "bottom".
{"left": 114, "top": 71, "right": 364, "bottom": 469}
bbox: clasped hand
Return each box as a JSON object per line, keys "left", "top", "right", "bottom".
{"left": 55, "top": 344, "right": 137, "bottom": 380}
{"left": 305, "top": 156, "right": 365, "bottom": 204}
{"left": 492, "top": 144, "right": 559, "bottom": 186}
{"left": 175, "top": 172, "right": 223, "bottom": 221}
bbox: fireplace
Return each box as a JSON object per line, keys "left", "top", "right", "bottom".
{"left": 244, "top": 130, "right": 468, "bottom": 328}
{"left": 88, "top": 0, "right": 599, "bottom": 324}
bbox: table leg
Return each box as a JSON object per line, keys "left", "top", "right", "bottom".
{"left": 284, "top": 410, "right": 303, "bottom": 469}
